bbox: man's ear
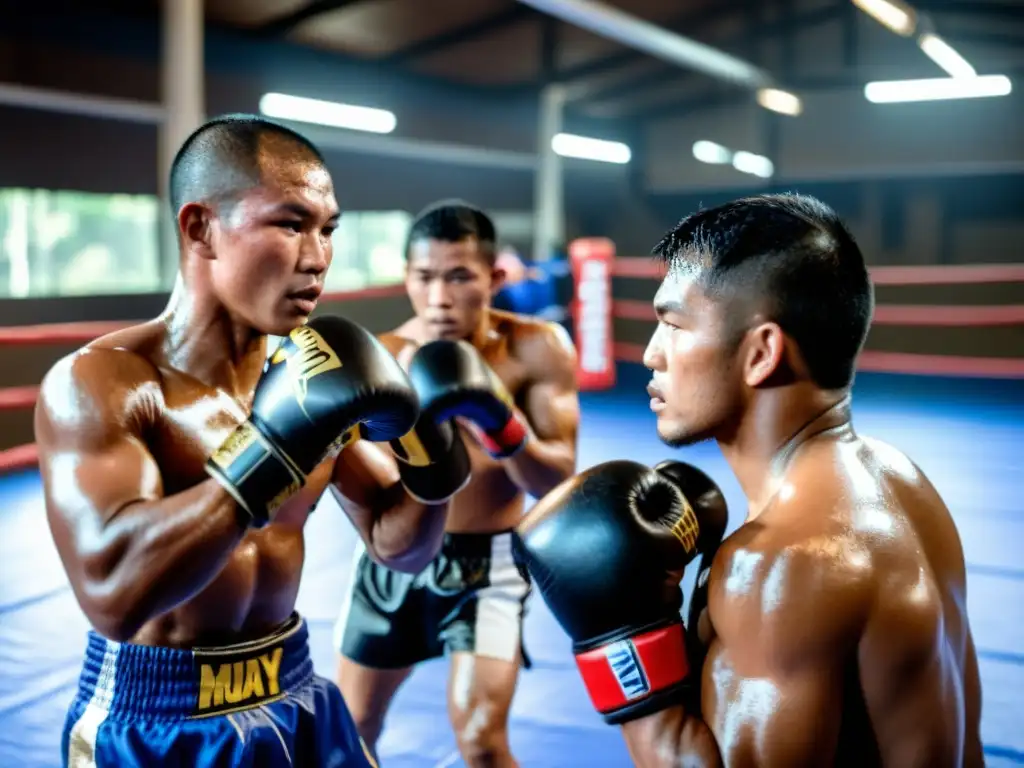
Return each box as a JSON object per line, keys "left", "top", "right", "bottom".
{"left": 178, "top": 202, "right": 216, "bottom": 261}
{"left": 742, "top": 321, "right": 786, "bottom": 387}
{"left": 490, "top": 266, "right": 507, "bottom": 297}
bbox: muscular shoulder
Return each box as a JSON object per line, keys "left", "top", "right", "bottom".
{"left": 719, "top": 443, "right": 952, "bottom": 663}
{"left": 713, "top": 518, "right": 875, "bottom": 665}
{"left": 37, "top": 335, "right": 163, "bottom": 446}
{"left": 786, "top": 435, "right": 961, "bottom": 589}
{"left": 498, "top": 311, "right": 577, "bottom": 382}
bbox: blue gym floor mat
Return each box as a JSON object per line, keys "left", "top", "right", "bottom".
{"left": 1, "top": 369, "right": 1022, "bottom": 766}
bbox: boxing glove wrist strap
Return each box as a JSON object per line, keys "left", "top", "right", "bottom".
{"left": 205, "top": 420, "right": 306, "bottom": 528}
{"left": 392, "top": 422, "right": 471, "bottom": 505}
{"left": 473, "top": 413, "right": 528, "bottom": 459}
{"left": 574, "top": 621, "right": 691, "bottom": 726}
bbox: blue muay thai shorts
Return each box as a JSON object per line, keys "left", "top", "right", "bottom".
{"left": 61, "top": 613, "right": 376, "bottom": 767}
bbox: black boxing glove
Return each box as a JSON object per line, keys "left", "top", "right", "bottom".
{"left": 414, "top": 340, "right": 527, "bottom": 458}
{"left": 390, "top": 340, "right": 527, "bottom": 503}
{"left": 653, "top": 460, "right": 728, "bottom": 656}
{"left": 206, "top": 316, "right": 419, "bottom": 527}
{"left": 513, "top": 460, "right": 727, "bottom": 725}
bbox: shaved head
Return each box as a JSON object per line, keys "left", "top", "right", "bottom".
{"left": 168, "top": 113, "right": 327, "bottom": 221}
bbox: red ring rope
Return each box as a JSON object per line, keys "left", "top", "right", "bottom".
{"left": 611, "top": 299, "right": 1024, "bottom": 326}
{"left": 1, "top": 266, "right": 1021, "bottom": 474}
{"left": 609, "top": 259, "right": 1024, "bottom": 284}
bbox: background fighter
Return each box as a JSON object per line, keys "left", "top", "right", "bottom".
{"left": 335, "top": 201, "right": 580, "bottom": 767}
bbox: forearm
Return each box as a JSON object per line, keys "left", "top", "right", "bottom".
{"left": 85, "top": 480, "right": 244, "bottom": 640}
{"left": 367, "top": 483, "right": 450, "bottom": 572}
{"left": 621, "top": 706, "right": 723, "bottom": 768}
{"left": 329, "top": 441, "right": 454, "bottom": 573}
{"left": 504, "top": 434, "right": 576, "bottom": 499}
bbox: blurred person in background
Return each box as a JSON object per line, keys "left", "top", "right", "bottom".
{"left": 335, "top": 200, "right": 580, "bottom": 767}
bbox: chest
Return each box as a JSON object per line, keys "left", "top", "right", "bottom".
{"left": 705, "top": 539, "right": 819, "bottom": 673}
{"left": 707, "top": 540, "right": 772, "bottom": 642}
{"left": 485, "top": 348, "right": 530, "bottom": 402}
{"left": 148, "top": 376, "right": 334, "bottom": 524}
{"left": 147, "top": 382, "right": 247, "bottom": 494}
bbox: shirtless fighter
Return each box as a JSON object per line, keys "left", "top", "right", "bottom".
{"left": 335, "top": 201, "right": 579, "bottom": 766}
{"left": 36, "top": 116, "right": 519, "bottom": 766}
{"left": 515, "top": 193, "right": 984, "bottom": 766}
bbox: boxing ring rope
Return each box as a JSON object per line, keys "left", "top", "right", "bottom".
{"left": 601, "top": 258, "right": 1024, "bottom": 378}
{"left": 610, "top": 258, "right": 1024, "bottom": 284}
{"left": 1, "top": 264, "right": 1022, "bottom": 474}
{"left": 612, "top": 298, "right": 1024, "bottom": 326}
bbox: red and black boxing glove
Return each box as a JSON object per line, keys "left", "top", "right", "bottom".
{"left": 390, "top": 340, "right": 527, "bottom": 503}
{"left": 513, "top": 460, "right": 727, "bottom": 724}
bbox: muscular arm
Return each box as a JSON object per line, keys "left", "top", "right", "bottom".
{"left": 621, "top": 707, "right": 723, "bottom": 768}
{"left": 681, "top": 533, "right": 872, "bottom": 768}
{"left": 36, "top": 350, "right": 244, "bottom": 642}
{"left": 327, "top": 331, "right": 449, "bottom": 573}
{"left": 328, "top": 441, "right": 448, "bottom": 574}
{"left": 859, "top": 564, "right": 975, "bottom": 767}
{"left": 503, "top": 322, "right": 579, "bottom": 498}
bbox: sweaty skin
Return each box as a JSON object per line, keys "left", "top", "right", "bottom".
{"left": 620, "top": 402, "right": 984, "bottom": 768}
{"left": 35, "top": 321, "right": 447, "bottom": 648}
{"left": 385, "top": 308, "right": 580, "bottom": 533}
{"left": 337, "top": 305, "right": 579, "bottom": 767}
{"left": 36, "top": 145, "right": 448, "bottom": 649}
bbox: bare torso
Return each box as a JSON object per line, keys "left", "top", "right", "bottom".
{"left": 53, "top": 321, "right": 332, "bottom": 648}
{"left": 701, "top": 429, "right": 982, "bottom": 766}
{"left": 386, "top": 310, "right": 537, "bottom": 534}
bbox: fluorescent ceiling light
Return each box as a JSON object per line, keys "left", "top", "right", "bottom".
{"left": 259, "top": 92, "right": 397, "bottom": 134}
{"left": 692, "top": 140, "right": 732, "bottom": 164}
{"left": 851, "top": 0, "right": 916, "bottom": 36}
{"left": 918, "top": 34, "right": 976, "bottom": 78}
{"left": 732, "top": 151, "right": 774, "bottom": 179}
{"left": 694, "top": 141, "right": 774, "bottom": 178}
{"left": 865, "top": 75, "right": 1012, "bottom": 103}
{"left": 552, "top": 133, "right": 631, "bottom": 164}
{"left": 757, "top": 88, "right": 803, "bottom": 116}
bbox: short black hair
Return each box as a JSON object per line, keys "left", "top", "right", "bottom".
{"left": 168, "top": 113, "right": 326, "bottom": 217}
{"left": 406, "top": 200, "right": 497, "bottom": 266}
{"left": 653, "top": 193, "right": 873, "bottom": 390}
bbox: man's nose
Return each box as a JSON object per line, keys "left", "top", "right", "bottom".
{"left": 427, "top": 279, "right": 453, "bottom": 307}
{"left": 643, "top": 326, "right": 666, "bottom": 371}
{"left": 299, "top": 232, "right": 330, "bottom": 275}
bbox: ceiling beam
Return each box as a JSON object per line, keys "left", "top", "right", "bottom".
{"left": 579, "top": 4, "right": 843, "bottom": 105}
{"left": 256, "top": 0, "right": 370, "bottom": 37}
{"left": 517, "top": 0, "right": 772, "bottom": 87}
{"left": 548, "top": 0, "right": 750, "bottom": 85}
{"left": 384, "top": 6, "right": 536, "bottom": 63}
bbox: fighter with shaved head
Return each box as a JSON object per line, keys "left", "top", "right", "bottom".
{"left": 36, "top": 115, "right": 514, "bottom": 766}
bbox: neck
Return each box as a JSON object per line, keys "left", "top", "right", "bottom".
{"left": 718, "top": 382, "right": 852, "bottom": 518}
{"left": 466, "top": 311, "right": 494, "bottom": 349}
{"left": 159, "top": 271, "right": 267, "bottom": 398}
